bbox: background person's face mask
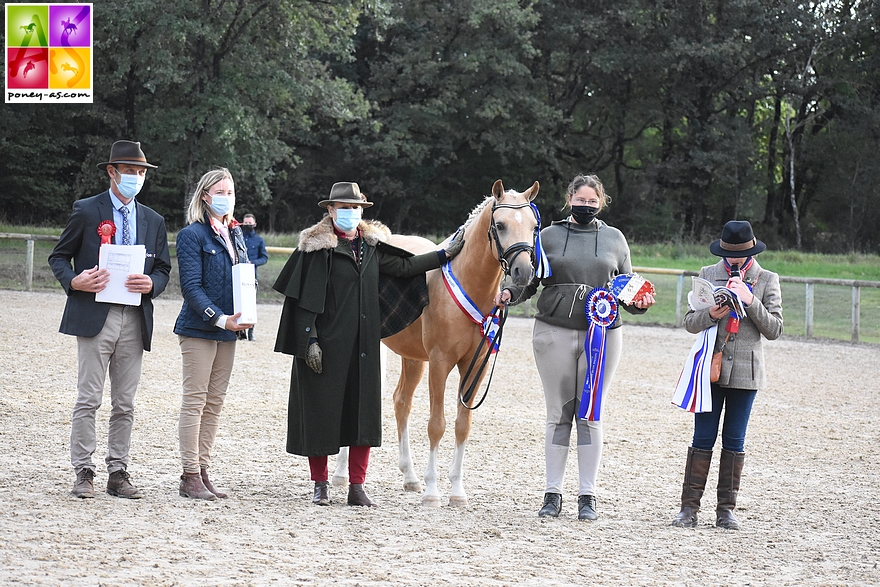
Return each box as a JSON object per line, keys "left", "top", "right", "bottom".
{"left": 334, "top": 207, "right": 362, "bottom": 232}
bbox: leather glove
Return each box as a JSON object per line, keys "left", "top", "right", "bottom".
{"left": 444, "top": 230, "right": 466, "bottom": 259}
{"left": 306, "top": 341, "right": 323, "bottom": 374}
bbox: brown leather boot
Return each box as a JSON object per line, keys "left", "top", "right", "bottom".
{"left": 716, "top": 449, "right": 745, "bottom": 530}
{"left": 313, "top": 481, "right": 330, "bottom": 506}
{"left": 347, "top": 483, "right": 377, "bottom": 507}
{"left": 671, "top": 447, "right": 713, "bottom": 527}
{"left": 200, "top": 467, "right": 227, "bottom": 499}
{"left": 179, "top": 472, "right": 217, "bottom": 500}
{"left": 106, "top": 470, "right": 144, "bottom": 499}
{"left": 71, "top": 468, "right": 95, "bottom": 498}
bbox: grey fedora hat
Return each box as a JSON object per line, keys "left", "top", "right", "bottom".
{"left": 709, "top": 220, "right": 766, "bottom": 257}
{"left": 318, "top": 182, "right": 373, "bottom": 208}
{"left": 96, "top": 140, "right": 158, "bottom": 169}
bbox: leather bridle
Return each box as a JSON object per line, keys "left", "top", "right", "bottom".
{"left": 487, "top": 202, "right": 538, "bottom": 276}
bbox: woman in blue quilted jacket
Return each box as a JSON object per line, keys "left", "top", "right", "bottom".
{"left": 173, "top": 168, "right": 253, "bottom": 500}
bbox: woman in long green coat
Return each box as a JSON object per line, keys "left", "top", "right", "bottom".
{"left": 273, "top": 182, "right": 463, "bottom": 507}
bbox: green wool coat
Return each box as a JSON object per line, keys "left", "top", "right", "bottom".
{"left": 273, "top": 217, "right": 443, "bottom": 457}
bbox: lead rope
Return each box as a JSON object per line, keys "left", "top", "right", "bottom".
{"left": 458, "top": 303, "right": 508, "bottom": 410}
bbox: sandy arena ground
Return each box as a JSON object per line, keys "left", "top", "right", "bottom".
{"left": 0, "top": 289, "right": 878, "bottom": 586}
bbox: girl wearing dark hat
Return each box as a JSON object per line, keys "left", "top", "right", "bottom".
{"left": 672, "top": 220, "right": 783, "bottom": 530}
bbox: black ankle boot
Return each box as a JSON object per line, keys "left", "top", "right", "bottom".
{"left": 577, "top": 494, "right": 598, "bottom": 521}
{"left": 538, "top": 492, "right": 562, "bottom": 518}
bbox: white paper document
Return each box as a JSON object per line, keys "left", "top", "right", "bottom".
{"left": 95, "top": 244, "right": 146, "bottom": 306}
{"left": 232, "top": 263, "right": 258, "bottom": 324}
{"left": 687, "top": 276, "right": 745, "bottom": 318}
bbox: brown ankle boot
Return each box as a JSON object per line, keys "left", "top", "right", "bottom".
{"left": 672, "top": 447, "right": 713, "bottom": 527}
{"left": 313, "top": 481, "right": 330, "bottom": 506}
{"left": 347, "top": 483, "right": 377, "bottom": 507}
{"left": 179, "top": 472, "right": 216, "bottom": 500}
{"left": 200, "top": 467, "right": 227, "bottom": 499}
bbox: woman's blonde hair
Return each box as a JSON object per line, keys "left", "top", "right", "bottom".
{"left": 186, "top": 167, "right": 234, "bottom": 224}
{"left": 565, "top": 174, "right": 611, "bottom": 211}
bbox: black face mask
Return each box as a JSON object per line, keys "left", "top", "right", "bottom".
{"left": 570, "top": 205, "right": 600, "bottom": 224}
{"left": 242, "top": 225, "right": 255, "bottom": 233}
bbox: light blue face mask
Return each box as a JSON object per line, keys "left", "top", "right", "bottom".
{"left": 208, "top": 195, "right": 233, "bottom": 217}
{"left": 334, "top": 207, "right": 362, "bottom": 232}
{"left": 114, "top": 171, "right": 145, "bottom": 199}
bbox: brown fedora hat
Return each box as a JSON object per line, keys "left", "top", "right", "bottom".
{"left": 709, "top": 220, "right": 766, "bottom": 257}
{"left": 96, "top": 140, "right": 158, "bottom": 169}
{"left": 318, "top": 182, "right": 373, "bottom": 208}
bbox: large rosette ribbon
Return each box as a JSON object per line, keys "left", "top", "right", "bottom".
{"left": 671, "top": 324, "right": 715, "bottom": 413}
{"left": 577, "top": 287, "right": 618, "bottom": 421}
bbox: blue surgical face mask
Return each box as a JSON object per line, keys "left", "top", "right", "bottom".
{"left": 208, "top": 195, "right": 233, "bottom": 217}
{"left": 114, "top": 171, "right": 145, "bottom": 199}
{"left": 334, "top": 207, "right": 362, "bottom": 232}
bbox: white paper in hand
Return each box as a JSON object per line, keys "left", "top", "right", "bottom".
{"left": 95, "top": 244, "right": 146, "bottom": 306}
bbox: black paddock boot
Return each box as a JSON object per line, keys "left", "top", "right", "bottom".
{"left": 538, "top": 492, "right": 562, "bottom": 518}
{"left": 671, "top": 447, "right": 713, "bottom": 527}
{"left": 716, "top": 449, "right": 745, "bottom": 530}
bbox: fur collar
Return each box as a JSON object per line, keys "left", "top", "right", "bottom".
{"left": 297, "top": 216, "right": 391, "bottom": 253}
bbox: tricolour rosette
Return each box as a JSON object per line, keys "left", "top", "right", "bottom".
{"left": 578, "top": 287, "right": 619, "bottom": 421}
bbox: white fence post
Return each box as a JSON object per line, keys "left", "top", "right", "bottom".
{"left": 26, "top": 239, "right": 35, "bottom": 292}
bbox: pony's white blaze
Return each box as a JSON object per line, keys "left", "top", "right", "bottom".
{"left": 383, "top": 179, "right": 540, "bottom": 507}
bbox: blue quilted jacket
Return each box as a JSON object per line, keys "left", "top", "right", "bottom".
{"left": 173, "top": 218, "right": 250, "bottom": 341}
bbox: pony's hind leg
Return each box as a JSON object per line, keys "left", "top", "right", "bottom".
{"left": 394, "top": 358, "right": 426, "bottom": 492}
{"left": 332, "top": 447, "right": 349, "bottom": 487}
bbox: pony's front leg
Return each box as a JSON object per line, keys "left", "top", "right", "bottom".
{"left": 448, "top": 403, "right": 475, "bottom": 507}
{"left": 422, "top": 363, "right": 450, "bottom": 507}
{"left": 394, "top": 358, "right": 426, "bottom": 492}
{"left": 332, "top": 447, "right": 349, "bottom": 487}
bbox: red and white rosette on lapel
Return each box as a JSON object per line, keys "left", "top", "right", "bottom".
{"left": 577, "top": 287, "right": 618, "bottom": 421}
{"left": 671, "top": 324, "right": 716, "bottom": 413}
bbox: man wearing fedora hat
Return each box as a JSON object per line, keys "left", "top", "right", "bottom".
{"left": 49, "top": 140, "right": 171, "bottom": 499}
{"left": 672, "top": 220, "right": 783, "bottom": 530}
{"left": 273, "top": 181, "right": 465, "bottom": 507}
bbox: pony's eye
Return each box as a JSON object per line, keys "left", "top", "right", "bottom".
{"left": 495, "top": 222, "right": 506, "bottom": 231}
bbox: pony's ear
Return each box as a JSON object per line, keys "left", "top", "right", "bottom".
{"left": 525, "top": 181, "right": 540, "bottom": 202}
{"left": 491, "top": 179, "right": 505, "bottom": 199}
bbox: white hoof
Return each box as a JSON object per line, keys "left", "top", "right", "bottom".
{"left": 331, "top": 475, "right": 348, "bottom": 487}
{"left": 448, "top": 495, "right": 468, "bottom": 508}
{"left": 403, "top": 481, "right": 423, "bottom": 492}
{"left": 421, "top": 495, "right": 443, "bottom": 508}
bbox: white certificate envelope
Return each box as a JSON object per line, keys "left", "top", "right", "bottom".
{"left": 232, "top": 263, "right": 258, "bottom": 324}
{"left": 95, "top": 244, "right": 146, "bottom": 306}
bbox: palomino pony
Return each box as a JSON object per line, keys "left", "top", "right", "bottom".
{"left": 335, "top": 180, "right": 540, "bottom": 506}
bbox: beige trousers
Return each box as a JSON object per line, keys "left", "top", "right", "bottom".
{"left": 178, "top": 336, "right": 236, "bottom": 474}
{"left": 72, "top": 305, "right": 144, "bottom": 474}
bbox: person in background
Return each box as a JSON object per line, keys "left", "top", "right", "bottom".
{"left": 173, "top": 168, "right": 253, "bottom": 501}
{"left": 241, "top": 213, "right": 268, "bottom": 341}
{"left": 495, "top": 173, "right": 654, "bottom": 521}
{"left": 273, "top": 182, "right": 464, "bottom": 507}
{"left": 672, "top": 220, "right": 783, "bottom": 530}
{"left": 48, "top": 140, "right": 171, "bottom": 499}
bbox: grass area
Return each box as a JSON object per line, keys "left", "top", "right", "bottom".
{"left": 3, "top": 225, "right": 878, "bottom": 343}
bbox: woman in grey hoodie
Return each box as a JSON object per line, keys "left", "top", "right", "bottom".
{"left": 496, "top": 174, "right": 654, "bottom": 520}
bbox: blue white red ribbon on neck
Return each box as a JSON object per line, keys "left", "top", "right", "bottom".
{"left": 530, "top": 203, "right": 552, "bottom": 279}
{"left": 577, "top": 288, "right": 618, "bottom": 421}
{"left": 441, "top": 261, "right": 500, "bottom": 353}
{"left": 671, "top": 324, "right": 716, "bottom": 413}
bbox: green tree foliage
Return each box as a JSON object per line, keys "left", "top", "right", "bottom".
{"left": 1, "top": 0, "right": 878, "bottom": 252}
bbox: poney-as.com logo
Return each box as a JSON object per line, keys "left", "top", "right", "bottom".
{"left": 5, "top": 3, "right": 92, "bottom": 103}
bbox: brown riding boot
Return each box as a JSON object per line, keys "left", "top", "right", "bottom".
{"left": 347, "top": 484, "right": 377, "bottom": 507}
{"left": 671, "top": 447, "right": 713, "bottom": 527}
{"left": 179, "top": 472, "right": 217, "bottom": 501}
{"left": 716, "top": 449, "right": 745, "bottom": 530}
{"left": 200, "top": 467, "right": 227, "bottom": 499}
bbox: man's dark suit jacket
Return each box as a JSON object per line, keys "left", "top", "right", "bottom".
{"left": 49, "top": 191, "right": 172, "bottom": 352}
